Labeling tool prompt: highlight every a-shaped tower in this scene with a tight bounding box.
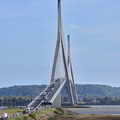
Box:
[50,0,78,107]
[27,0,78,109]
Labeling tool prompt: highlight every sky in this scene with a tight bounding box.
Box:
[0,0,120,88]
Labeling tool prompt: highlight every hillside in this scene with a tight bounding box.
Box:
[0,85,46,96]
[0,84,120,99]
[76,84,120,99]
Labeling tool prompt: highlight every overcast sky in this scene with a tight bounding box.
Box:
[0,0,120,88]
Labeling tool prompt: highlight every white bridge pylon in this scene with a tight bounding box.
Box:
[28,0,78,109]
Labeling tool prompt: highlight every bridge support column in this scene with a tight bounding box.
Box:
[52,92,61,108]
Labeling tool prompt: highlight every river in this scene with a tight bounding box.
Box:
[69,105,120,115]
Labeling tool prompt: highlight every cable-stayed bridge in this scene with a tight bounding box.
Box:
[27,0,78,110]
[0,0,79,119]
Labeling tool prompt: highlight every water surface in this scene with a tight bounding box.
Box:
[69,105,120,115]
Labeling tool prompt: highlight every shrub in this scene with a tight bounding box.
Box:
[54,110,62,115]
[29,113,36,120]
[23,116,28,120]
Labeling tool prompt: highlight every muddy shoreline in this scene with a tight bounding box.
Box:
[68,107,120,115]
[54,114,120,120]
[49,108,120,120]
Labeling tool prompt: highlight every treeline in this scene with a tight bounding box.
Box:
[81,96,120,104]
[0,84,120,102]
[0,96,35,107]
[1,96,120,107]
[76,84,120,99]
[0,85,46,96]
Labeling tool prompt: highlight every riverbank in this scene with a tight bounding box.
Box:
[68,106,120,115]
[1,107,120,120]
[50,108,120,120]
[53,114,120,120]
[0,108,23,117]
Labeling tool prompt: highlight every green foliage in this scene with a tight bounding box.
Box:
[54,110,62,115]
[82,96,120,104]
[99,96,120,104]
[10,115,29,120]
[0,108,23,117]
[35,108,56,115]
[83,97,96,103]
[0,96,35,107]
[10,108,57,120]
[76,84,120,99]
[0,85,46,96]
[22,116,28,120]
[1,84,120,104]
[29,113,36,120]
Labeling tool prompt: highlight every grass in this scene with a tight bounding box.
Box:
[10,108,58,120]
[35,108,56,115]
[54,110,62,115]
[0,108,23,115]
[79,102,86,104]
[0,108,62,120]
[4,108,23,114]
[29,113,36,120]
[10,115,29,120]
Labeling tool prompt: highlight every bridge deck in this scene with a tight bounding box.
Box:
[27,78,66,110]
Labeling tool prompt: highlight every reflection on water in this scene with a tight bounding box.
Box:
[90,105,120,109]
[74,110,120,115]
[71,105,120,115]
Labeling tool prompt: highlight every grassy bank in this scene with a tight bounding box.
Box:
[0,108,23,116]
[2,108,120,120]
[10,108,62,120]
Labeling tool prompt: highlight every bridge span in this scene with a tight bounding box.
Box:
[28,78,66,111]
